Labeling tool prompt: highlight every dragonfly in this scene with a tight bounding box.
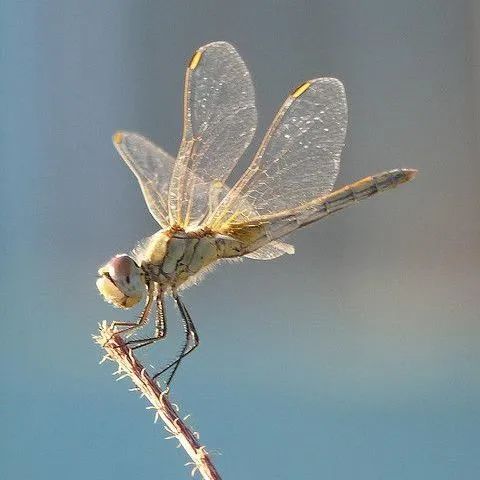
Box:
[97,41,416,386]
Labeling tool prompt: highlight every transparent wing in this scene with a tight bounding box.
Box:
[207,181,295,260]
[168,41,257,227]
[207,78,347,229]
[244,241,295,260]
[113,131,175,228]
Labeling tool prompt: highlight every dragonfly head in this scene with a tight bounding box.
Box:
[96,254,146,308]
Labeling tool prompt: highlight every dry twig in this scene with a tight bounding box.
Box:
[94,321,221,480]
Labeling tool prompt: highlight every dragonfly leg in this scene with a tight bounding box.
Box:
[127,293,167,350]
[152,291,199,386]
[111,283,154,338]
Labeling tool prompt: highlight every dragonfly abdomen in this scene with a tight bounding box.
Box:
[300,168,416,225]
[243,169,416,253]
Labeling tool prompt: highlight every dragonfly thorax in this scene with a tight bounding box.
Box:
[136,228,244,289]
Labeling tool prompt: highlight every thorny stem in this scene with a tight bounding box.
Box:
[94,321,222,480]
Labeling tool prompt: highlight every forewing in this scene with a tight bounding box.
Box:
[113,131,174,228]
[207,78,347,229]
[168,41,257,227]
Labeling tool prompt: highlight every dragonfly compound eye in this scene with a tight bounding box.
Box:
[96,254,145,308]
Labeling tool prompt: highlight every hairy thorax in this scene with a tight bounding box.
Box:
[137,227,246,288]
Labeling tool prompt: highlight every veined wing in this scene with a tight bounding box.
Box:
[207,78,347,230]
[113,132,229,229]
[113,131,175,228]
[244,241,295,260]
[112,134,295,259]
[168,41,257,228]
[224,169,417,254]
[204,180,295,260]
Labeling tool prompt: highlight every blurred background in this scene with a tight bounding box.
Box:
[1,1,479,478]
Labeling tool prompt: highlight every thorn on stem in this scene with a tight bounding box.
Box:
[99,354,111,364]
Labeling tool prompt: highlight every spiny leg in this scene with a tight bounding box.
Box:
[164,294,198,386]
[128,293,168,350]
[162,294,199,386]
[153,291,199,386]
[111,283,154,338]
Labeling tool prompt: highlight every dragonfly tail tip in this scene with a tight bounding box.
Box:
[400,168,418,183]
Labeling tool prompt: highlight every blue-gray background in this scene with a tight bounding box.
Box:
[1,1,479,479]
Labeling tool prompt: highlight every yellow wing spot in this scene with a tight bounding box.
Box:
[113,132,123,144]
[189,50,203,70]
[291,81,311,98]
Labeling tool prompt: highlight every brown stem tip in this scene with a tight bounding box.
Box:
[93,321,222,480]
